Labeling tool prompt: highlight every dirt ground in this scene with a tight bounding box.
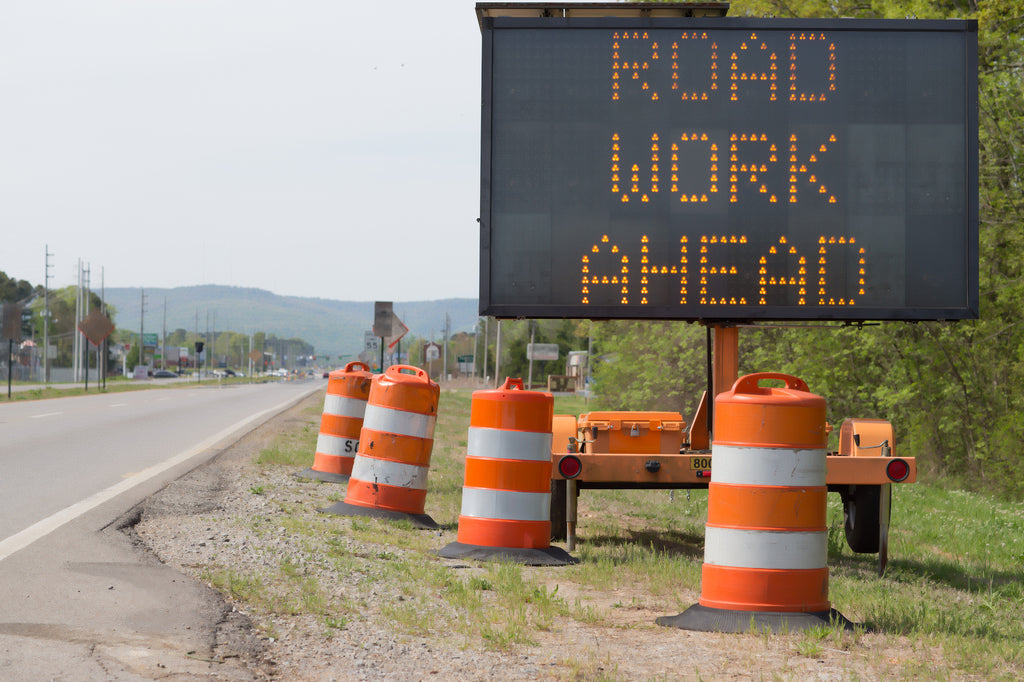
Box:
[129,393,928,681]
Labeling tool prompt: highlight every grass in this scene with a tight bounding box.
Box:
[201,385,1024,679]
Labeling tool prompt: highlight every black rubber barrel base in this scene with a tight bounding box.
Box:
[319,501,439,530]
[436,541,578,566]
[656,604,857,633]
[294,468,350,484]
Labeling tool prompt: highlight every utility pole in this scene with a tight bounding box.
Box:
[140,287,147,371]
[206,310,212,374]
[195,309,200,381]
[73,259,80,382]
[43,246,53,383]
[101,268,106,389]
[83,264,90,389]
[442,313,450,380]
[161,297,167,370]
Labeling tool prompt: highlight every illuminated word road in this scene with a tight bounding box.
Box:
[480,17,978,321]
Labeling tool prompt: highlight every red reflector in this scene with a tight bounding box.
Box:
[558,455,583,479]
[886,458,910,482]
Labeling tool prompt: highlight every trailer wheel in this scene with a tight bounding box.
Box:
[550,479,567,541]
[843,484,882,553]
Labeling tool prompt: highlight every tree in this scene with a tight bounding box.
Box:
[0,272,37,304]
[590,0,1024,498]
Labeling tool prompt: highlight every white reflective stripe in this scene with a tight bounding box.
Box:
[362,404,435,439]
[460,487,550,522]
[704,527,826,569]
[467,427,552,462]
[350,455,428,490]
[322,394,367,419]
[710,444,826,487]
[315,432,358,458]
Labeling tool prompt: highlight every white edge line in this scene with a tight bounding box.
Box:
[0,387,317,563]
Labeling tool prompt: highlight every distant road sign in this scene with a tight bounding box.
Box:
[1,303,23,342]
[373,301,393,338]
[364,331,380,352]
[527,343,559,361]
[77,309,115,345]
[386,313,409,350]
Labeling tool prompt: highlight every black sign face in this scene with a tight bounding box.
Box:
[479,17,978,320]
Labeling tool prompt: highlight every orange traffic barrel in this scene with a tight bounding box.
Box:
[322,365,440,529]
[438,378,575,565]
[296,361,372,483]
[658,372,853,633]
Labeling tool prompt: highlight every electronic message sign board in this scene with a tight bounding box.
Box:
[478,13,978,320]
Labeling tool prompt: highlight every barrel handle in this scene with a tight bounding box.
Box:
[385,364,429,382]
[732,372,809,394]
[501,377,525,391]
[343,361,371,373]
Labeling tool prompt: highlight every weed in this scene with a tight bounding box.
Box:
[193,387,1024,680]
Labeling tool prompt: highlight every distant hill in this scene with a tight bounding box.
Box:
[102,285,478,357]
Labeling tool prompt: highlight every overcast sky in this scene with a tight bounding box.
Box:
[1,0,483,301]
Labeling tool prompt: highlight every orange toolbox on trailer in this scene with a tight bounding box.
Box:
[577,411,686,455]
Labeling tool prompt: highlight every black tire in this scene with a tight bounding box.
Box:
[843,485,882,553]
[550,479,567,541]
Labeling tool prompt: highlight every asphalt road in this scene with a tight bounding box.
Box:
[0,379,324,680]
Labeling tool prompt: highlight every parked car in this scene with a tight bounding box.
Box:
[153,369,177,378]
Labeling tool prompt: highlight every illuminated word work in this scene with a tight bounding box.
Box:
[611,131,838,205]
[580,234,866,307]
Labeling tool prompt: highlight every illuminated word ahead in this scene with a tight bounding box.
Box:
[580,234,866,307]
